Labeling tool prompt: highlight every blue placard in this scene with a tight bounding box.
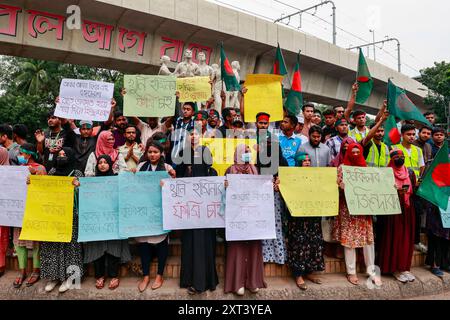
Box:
[78,176,120,242]
[440,197,450,229]
[119,171,169,238]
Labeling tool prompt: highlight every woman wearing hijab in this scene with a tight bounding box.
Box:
[83,154,131,290]
[176,128,219,295]
[84,130,127,177]
[40,147,84,293]
[224,144,267,296]
[135,142,175,292]
[12,143,46,288]
[332,143,382,286]
[285,152,325,290]
[0,148,10,279]
[376,149,416,283]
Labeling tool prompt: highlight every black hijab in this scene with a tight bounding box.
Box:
[95,154,115,176]
[53,147,76,176]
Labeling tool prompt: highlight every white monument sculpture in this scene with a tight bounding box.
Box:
[158,55,172,76]
[226,60,241,109]
[197,52,213,78]
[211,63,223,110]
[173,49,200,78]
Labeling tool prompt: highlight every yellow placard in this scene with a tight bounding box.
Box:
[279,167,339,217]
[200,138,258,176]
[20,176,75,243]
[176,76,211,102]
[244,74,284,122]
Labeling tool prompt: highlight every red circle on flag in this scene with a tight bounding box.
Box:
[432,163,450,187]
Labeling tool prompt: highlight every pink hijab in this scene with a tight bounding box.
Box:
[331,137,356,167]
[0,147,10,166]
[388,149,412,206]
[227,144,258,175]
[95,131,118,163]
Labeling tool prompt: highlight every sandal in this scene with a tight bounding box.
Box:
[296,277,308,291]
[187,286,198,295]
[13,273,27,289]
[346,274,359,286]
[151,275,164,290]
[108,278,120,290]
[26,271,40,287]
[138,277,150,293]
[371,275,383,287]
[306,274,323,285]
[95,277,105,290]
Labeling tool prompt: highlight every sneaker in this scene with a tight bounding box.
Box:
[403,271,416,282]
[431,267,444,278]
[393,272,408,283]
[249,288,259,294]
[415,243,428,254]
[236,287,245,296]
[58,279,72,293]
[44,280,59,292]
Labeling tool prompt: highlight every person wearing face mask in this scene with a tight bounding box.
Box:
[332,143,382,287]
[73,120,97,172]
[84,131,127,177]
[40,148,84,293]
[376,149,416,283]
[82,155,131,291]
[11,144,46,288]
[224,144,267,296]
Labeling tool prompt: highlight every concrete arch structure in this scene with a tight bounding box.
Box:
[0,0,429,114]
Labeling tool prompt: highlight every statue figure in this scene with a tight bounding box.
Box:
[211,63,223,110]
[158,55,172,75]
[197,52,213,78]
[226,60,241,109]
[173,49,200,78]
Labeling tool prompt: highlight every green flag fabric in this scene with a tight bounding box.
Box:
[355,48,373,104]
[387,79,432,126]
[383,115,401,147]
[417,141,450,210]
[284,53,303,116]
[220,44,240,92]
[271,44,288,76]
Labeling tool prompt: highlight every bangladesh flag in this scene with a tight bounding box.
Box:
[417,141,450,210]
[271,43,288,76]
[387,79,432,126]
[220,43,240,92]
[356,48,373,104]
[284,52,303,116]
[383,114,401,147]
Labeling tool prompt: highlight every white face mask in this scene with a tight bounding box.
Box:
[241,153,252,163]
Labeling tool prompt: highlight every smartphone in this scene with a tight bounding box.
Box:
[402,185,410,190]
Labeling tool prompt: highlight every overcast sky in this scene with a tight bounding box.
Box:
[208,0,450,78]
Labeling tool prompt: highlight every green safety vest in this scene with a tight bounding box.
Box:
[392,144,423,178]
[366,141,390,167]
[349,127,369,142]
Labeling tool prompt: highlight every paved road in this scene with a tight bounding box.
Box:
[408,291,450,300]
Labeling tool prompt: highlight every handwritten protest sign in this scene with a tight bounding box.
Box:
[162,176,225,230]
[20,176,74,242]
[244,74,284,122]
[225,174,276,241]
[279,167,338,217]
[119,172,169,238]
[55,79,114,121]
[0,166,29,227]
[440,197,450,228]
[176,76,211,102]
[124,75,177,117]
[78,176,120,242]
[200,138,257,176]
[342,165,401,216]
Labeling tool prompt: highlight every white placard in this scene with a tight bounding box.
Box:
[55,79,114,121]
[0,166,29,227]
[225,174,276,241]
[162,176,225,230]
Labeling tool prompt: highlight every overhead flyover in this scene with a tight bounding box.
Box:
[0,0,429,114]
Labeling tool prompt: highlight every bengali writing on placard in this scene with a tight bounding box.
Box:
[176,76,211,102]
[162,176,226,230]
[0,166,29,227]
[342,165,401,216]
[55,79,114,121]
[124,75,177,117]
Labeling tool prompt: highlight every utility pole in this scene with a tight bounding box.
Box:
[274,0,337,45]
[369,30,376,61]
[348,38,401,73]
